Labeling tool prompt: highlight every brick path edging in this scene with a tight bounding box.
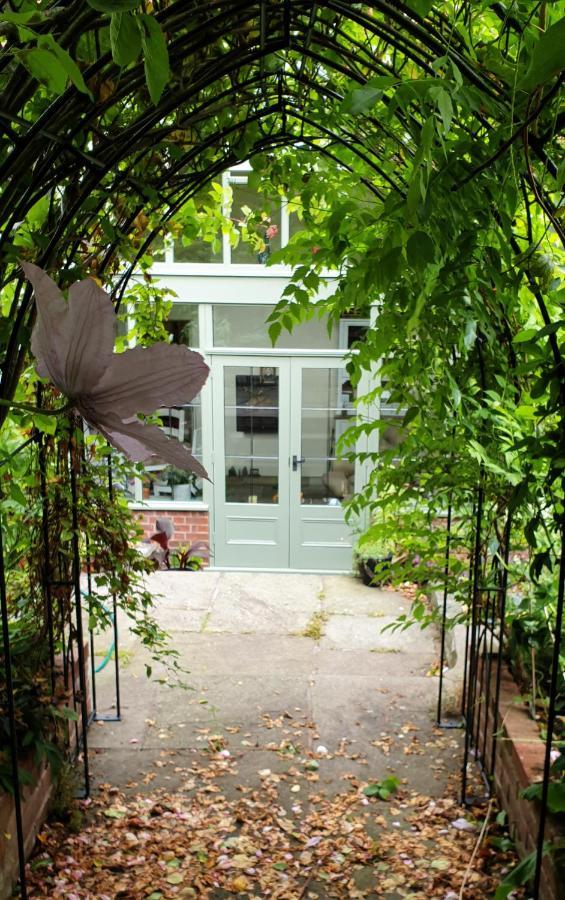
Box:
[478,660,565,900]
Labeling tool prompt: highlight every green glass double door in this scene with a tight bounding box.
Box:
[212,355,357,570]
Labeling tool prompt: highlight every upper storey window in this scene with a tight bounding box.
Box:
[169,165,299,266]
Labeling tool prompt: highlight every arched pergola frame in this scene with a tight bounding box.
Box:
[0,3,563,897]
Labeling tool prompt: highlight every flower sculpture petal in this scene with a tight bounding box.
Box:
[22,262,209,479]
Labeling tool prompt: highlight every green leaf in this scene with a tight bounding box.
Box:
[87,0,142,11]
[37,35,92,97]
[104,806,127,818]
[16,35,93,98]
[435,88,453,133]
[51,705,79,721]
[269,321,282,346]
[33,413,58,435]
[363,775,400,799]
[463,318,477,350]
[493,845,549,898]
[110,11,141,67]
[533,319,565,341]
[273,862,287,871]
[341,76,397,114]
[557,158,565,192]
[15,48,68,95]
[520,17,565,90]
[402,406,420,426]
[406,231,435,270]
[513,328,537,343]
[8,482,27,506]
[138,14,169,105]
[404,0,433,15]
[522,781,565,813]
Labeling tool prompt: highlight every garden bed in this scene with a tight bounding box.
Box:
[477,658,565,900]
[0,644,90,900]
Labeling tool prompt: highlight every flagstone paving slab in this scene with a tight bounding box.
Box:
[88,571,446,795]
[30,572,520,900]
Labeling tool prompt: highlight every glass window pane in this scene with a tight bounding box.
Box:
[173,237,222,263]
[229,178,281,265]
[300,369,355,506]
[301,409,335,459]
[213,305,339,350]
[224,366,279,504]
[301,368,355,410]
[343,322,368,349]
[225,457,278,504]
[144,405,203,501]
[301,460,354,505]
[166,302,199,347]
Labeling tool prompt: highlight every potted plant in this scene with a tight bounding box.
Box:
[173,541,210,571]
[167,467,197,501]
[354,537,395,587]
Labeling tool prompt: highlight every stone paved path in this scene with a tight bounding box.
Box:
[28,572,521,900]
[88,572,462,798]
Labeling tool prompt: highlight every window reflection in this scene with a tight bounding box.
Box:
[144,403,203,502]
[380,416,405,458]
[166,302,199,347]
[224,366,279,504]
[229,177,281,265]
[300,369,356,505]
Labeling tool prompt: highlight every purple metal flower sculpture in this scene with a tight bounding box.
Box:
[22,262,209,478]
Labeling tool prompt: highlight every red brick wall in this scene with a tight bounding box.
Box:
[136,510,210,549]
[476,659,564,900]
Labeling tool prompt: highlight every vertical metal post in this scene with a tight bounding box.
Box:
[37,428,56,696]
[461,478,484,804]
[481,583,497,776]
[532,521,565,897]
[68,423,90,797]
[85,533,98,720]
[108,457,121,720]
[0,507,28,899]
[460,493,477,721]
[491,511,512,779]
[436,495,453,726]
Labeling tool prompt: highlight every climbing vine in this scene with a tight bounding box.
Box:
[0,1,563,860]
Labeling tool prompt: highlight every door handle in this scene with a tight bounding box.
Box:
[292,455,305,471]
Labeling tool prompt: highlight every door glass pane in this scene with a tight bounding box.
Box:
[225,457,279,504]
[301,367,356,410]
[380,415,405,460]
[224,366,279,504]
[300,369,356,506]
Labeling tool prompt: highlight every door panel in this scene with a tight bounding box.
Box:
[289,360,354,570]
[212,356,354,570]
[213,358,290,568]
